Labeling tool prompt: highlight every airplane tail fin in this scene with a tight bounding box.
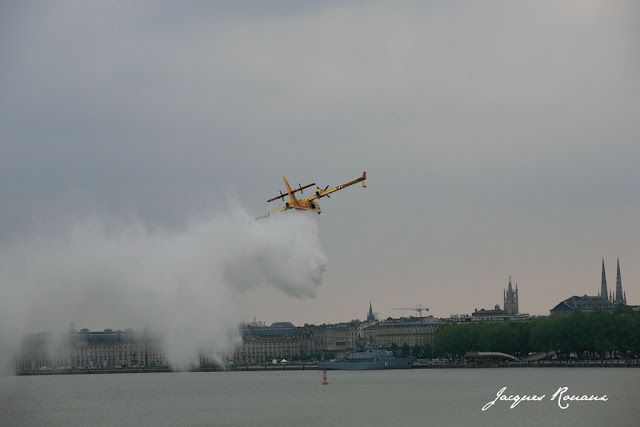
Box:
[283,177,299,206]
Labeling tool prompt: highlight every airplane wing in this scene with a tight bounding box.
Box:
[254,205,289,220]
[308,171,367,201]
[267,182,316,203]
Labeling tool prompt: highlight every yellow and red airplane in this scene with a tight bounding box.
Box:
[255,171,367,219]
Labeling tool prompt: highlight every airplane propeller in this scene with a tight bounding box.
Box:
[317,185,330,198]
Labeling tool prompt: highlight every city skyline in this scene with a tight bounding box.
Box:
[239,257,635,326]
[18,259,634,332]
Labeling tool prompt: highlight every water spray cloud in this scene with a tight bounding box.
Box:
[0,209,327,370]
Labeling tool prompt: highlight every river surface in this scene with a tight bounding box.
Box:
[1,368,637,426]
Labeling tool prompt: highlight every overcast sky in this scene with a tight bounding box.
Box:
[1,1,639,328]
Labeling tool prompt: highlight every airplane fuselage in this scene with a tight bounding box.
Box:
[284,177,321,213]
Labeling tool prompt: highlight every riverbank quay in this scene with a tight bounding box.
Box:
[205,363,318,372]
[14,363,319,375]
[412,359,640,368]
[16,366,172,375]
[14,359,640,375]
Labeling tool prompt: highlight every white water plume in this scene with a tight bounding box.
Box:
[0,209,327,371]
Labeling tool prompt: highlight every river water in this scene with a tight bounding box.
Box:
[1,368,637,426]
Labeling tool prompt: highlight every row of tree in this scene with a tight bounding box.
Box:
[432,306,640,360]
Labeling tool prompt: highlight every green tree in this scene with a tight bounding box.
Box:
[390,342,400,357]
[422,343,434,359]
[412,344,422,357]
[401,343,411,357]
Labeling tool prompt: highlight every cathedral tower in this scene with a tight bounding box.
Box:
[600,258,608,299]
[504,275,519,315]
[614,258,626,304]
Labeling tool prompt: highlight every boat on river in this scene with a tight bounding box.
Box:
[318,337,414,370]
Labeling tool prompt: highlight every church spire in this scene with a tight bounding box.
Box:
[367,301,375,322]
[615,258,625,304]
[600,258,608,299]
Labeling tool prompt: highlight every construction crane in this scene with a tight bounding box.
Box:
[393,304,429,317]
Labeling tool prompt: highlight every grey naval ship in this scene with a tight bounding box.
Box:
[318,337,414,370]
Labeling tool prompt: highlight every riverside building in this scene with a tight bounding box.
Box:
[363,316,441,348]
[232,322,314,365]
[15,329,165,371]
[15,304,443,371]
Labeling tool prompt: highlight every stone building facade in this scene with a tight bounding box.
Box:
[15,329,165,371]
[363,317,441,348]
[232,322,314,364]
[309,320,372,355]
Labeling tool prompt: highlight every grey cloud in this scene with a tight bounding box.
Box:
[0,1,638,329]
